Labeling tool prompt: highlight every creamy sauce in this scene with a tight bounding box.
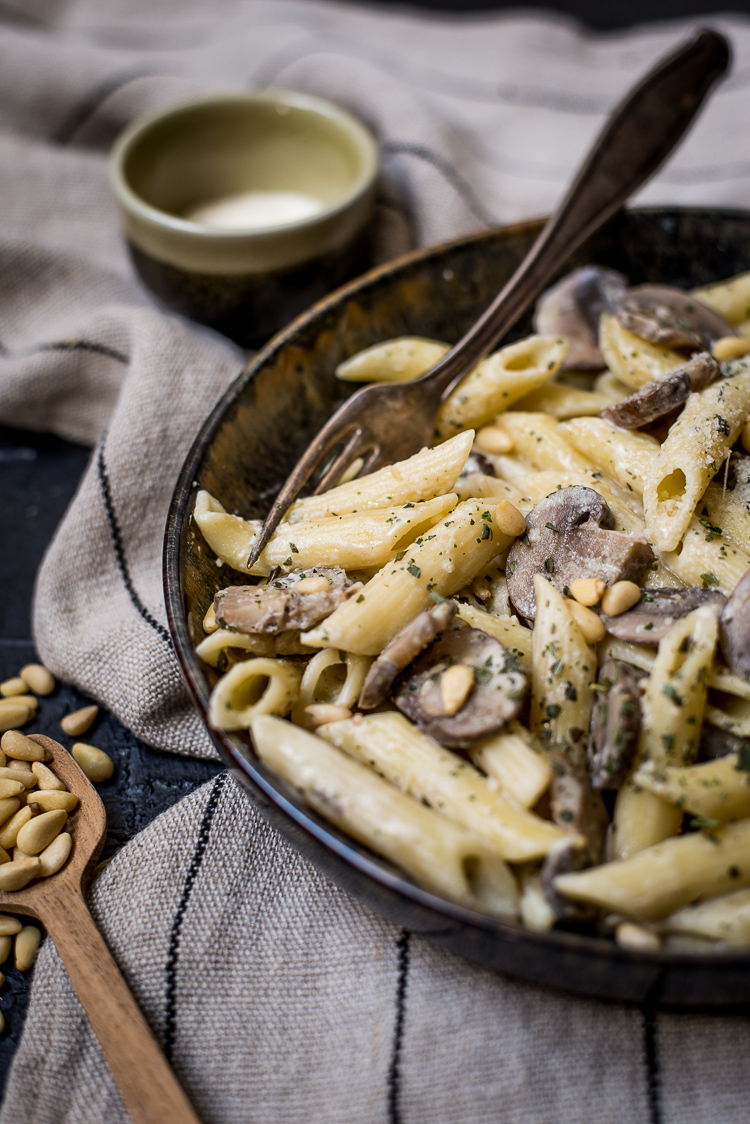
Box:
[184,189,325,230]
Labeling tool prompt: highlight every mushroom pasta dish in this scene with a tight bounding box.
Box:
[193,265,750,952]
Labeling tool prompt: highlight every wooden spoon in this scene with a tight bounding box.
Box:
[0,734,201,1124]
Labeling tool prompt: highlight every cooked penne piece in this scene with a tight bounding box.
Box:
[659,516,750,595]
[285,430,473,523]
[335,337,449,383]
[469,721,552,808]
[598,313,684,389]
[194,489,456,575]
[319,712,567,861]
[453,472,531,508]
[643,371,750,551]
[634,753,750,822]
[494,412,592,475]
[196,627,309,666]
[693,271,750,325]
[705,691,750,738]
[661,888,750,947]
[302,499,522,655]
[511,382,611,419]
[699,481,750,553]
[530,577,596,756]
[555,818,750,920]
[453,601,531,669]
[291,648,371,726]
[208,658,302,730]
[514,469,644,534]
[250,715,519,918]
[436,336,568,437]
[559,418,658,497]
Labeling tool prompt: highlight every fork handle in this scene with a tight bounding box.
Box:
[38,885,202,1124]
[422,27,730,401]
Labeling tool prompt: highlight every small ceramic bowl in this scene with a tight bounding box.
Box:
[110,90,379,345]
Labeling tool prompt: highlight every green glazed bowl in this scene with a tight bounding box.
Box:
[110,90,379,345]
[165,207,750,1008]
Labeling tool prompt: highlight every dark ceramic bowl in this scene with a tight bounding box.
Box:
[165,207,750,1009]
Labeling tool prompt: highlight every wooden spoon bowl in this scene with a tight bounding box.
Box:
[0,734,201,1124]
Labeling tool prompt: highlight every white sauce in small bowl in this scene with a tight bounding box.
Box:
[184,190,325,230]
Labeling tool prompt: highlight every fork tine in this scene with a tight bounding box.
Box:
[313,428,370,495]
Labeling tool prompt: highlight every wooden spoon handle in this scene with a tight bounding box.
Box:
[39,886,201,1124]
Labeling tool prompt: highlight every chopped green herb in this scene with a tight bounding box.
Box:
[407,562,421,579]
[544,557,555,574]
[701,572,720,588]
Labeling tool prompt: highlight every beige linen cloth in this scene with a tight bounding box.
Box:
[2,2,750,1121]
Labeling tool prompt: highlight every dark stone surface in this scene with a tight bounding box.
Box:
[0,425,220,1099]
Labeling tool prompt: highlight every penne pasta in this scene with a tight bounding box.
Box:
[291,648,371,726]
[634,752,750,823]
[598,313,684,389]
[468,721,552,808]
[659,516,750,595]
[559,417,658,497]
[693,270,750,325]
[208,658,301,730]
[511,382,611,419]
[661,888,750,947]
[335,336,449,383]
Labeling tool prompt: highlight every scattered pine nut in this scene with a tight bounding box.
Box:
[60,705,98,738]
[30,762,66,791]
[16,810,67,856]
[569,577,606,607]
[0,732,48,763]
[711,336,750,361]
[494,500,527,540]
[71,743,114,783]
[0,780,24,800]
[0,917,21,937]
[0,678,28,699]
[27,791,78,814]
[0,937,10,965]
[0,800,20,829]
[0,848,9,866]
[615,921,662,952]
[5,760,32,774]
[19,665,55,697]
[0,705,33,733]
[14,926,41,971]
[0,857,41,891]
[304,704,353,727]
[439,664,475,716]
[601,580,641,617]
[0,808,33,850]
[38,833,72,878]
[295,576,330,594]
[475,426,514,455]
[565,599,606,645]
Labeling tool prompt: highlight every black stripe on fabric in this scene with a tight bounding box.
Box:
[97,441,173,649]
[51,67,168,145]
[382,141,495,227]
[641,974,665,1124]
[164,772,228,1062]
[39,340,129,364]
[388,929,411,1124]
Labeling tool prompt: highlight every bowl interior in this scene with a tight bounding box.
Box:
[166,207,750,1007]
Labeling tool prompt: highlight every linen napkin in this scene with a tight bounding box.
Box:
[2,2,750,1121]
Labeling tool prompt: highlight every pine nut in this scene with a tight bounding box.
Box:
[0,808,32,850]
[615,921,662,951]
[0,732,48,763]
[295,576,331,594]
[19,665,55,696]
[0,937,10,964]
[439,664,475,716]
[0,781,24,800]
[0,678,28,698]
[0,705,32,733]
[565,598,606,645]
[0,767,35,787]
[15,926,41,971]
[569,577,606,607]
[494,500,527,540]
[6,760,32,773]
[475,426,514,455]
[742,417,750,455]
[0,799,20,828]
[712,336,750,361]
[38,832,72,878]
[203,603,219,634]
[72,743,114,783]
[60,705,98,738]
[304,704,353,727]
[16,810,67,856]
[30,762,66,791]
[0,848,9,866]
[27,791,78,814]
[601,580,642,617]
[0,917,20,937]
[0,857,41,891]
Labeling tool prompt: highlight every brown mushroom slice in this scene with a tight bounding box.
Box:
[719,569,750,680]
[460,450,496,479]
[601,587,727,646]
[214,567,357,634]
[616,285,733,349]
[505,486,654,620]
[600,352,720,430]
[394,628,527,749]
[587,660,642,790]
[541,837,595,922]
[699,724,749,762]
[359,599,458,710]
[547,749,608,864]
[534,266,628,370]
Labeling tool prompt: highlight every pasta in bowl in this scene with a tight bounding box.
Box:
[165,208,750,1005]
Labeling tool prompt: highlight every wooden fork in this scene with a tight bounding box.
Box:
[246,27,730,571]
[0,735,201,1124]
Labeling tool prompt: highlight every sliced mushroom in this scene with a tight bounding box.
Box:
[601,587,727,645]
[505,486,654,620]
[587,660,642,789]
[394,628,527,749]
[534,266,628,371]
[719,569,750,679]
[359,599,458,710]
[699,724,750,762]
[616,285,733,349]
[600,351,720,430]
[548,749,608,863]
[541,837,595,922]
[214,567,358,634]
[460,450,496,479]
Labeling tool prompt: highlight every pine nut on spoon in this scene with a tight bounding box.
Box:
[0,734,201,1124]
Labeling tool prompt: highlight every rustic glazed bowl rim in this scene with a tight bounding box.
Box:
[164,207,750,1001]
[110,88,379,239]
